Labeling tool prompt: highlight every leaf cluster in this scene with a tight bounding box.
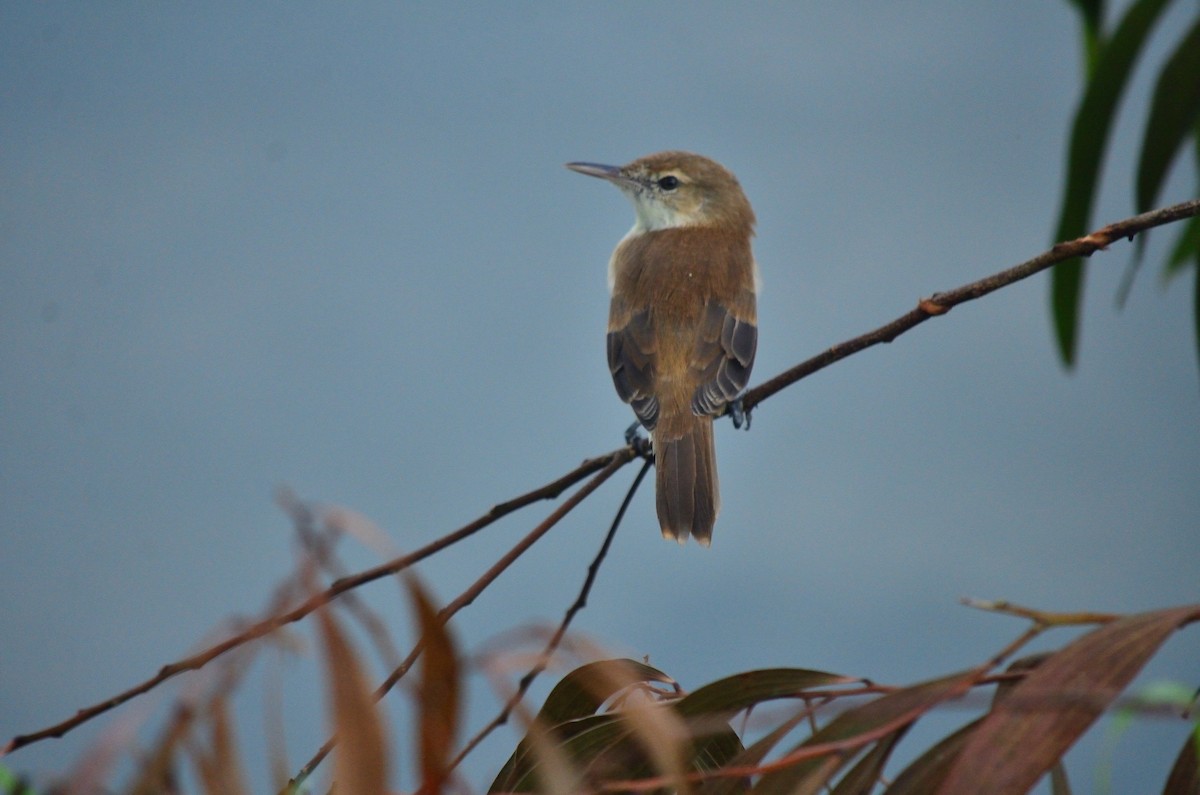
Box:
[491,606,1200,794]
[1053,0,1200,367]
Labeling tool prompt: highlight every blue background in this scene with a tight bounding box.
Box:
[3,4,1198,792]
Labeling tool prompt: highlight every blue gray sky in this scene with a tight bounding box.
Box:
[3,4,1198,792]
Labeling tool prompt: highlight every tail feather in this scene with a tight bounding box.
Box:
[654,418,719,545]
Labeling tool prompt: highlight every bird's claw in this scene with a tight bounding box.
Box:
[729,398,751,431]
[625,421,652,458]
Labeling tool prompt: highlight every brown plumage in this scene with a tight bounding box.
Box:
[568,152,758,545]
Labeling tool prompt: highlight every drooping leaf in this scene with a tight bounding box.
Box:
[1099,679,1200,788]
[129,700,200,795]
[495,665,851,793]
[499,706,696,794]
[1162,725,1200,795]
[537,658,675,725]
[1051,0,1172,364]
[1050,761,1074,795]
[678,669,860,791]
[408,576,460,795]
[1064,0,1106,70]
[1160,123,1200,375]
[491,713,622,793]
[689,721,746,777]
[490,660,674,793]
[317,604,389,795]
[752,671,977,795]
[939,604,1200,794]
[886,718,982,794]
[192,696,250,795]
[828,727,906,795]
[498,710,588,794]
[1135,18,1200,216]
[1194,259,1200,378]
[676,668,862,720]
[700,706,815,795]
[613,689,695,792]
[676,668,861,789]
[1165,216,1200,281]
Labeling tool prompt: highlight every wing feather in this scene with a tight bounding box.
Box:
[690,294,757,417]
[607,308,660,429]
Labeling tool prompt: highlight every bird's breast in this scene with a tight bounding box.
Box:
[610,226,755,320]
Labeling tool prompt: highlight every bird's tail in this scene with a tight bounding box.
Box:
[654,417,720,546]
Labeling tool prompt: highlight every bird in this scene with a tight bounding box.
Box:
[566,151,758,546]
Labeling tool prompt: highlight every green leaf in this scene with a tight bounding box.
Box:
[0,763,36,795]
[538,658,674,725]
[494,666,863,794]
[490,713,621,793]
[1132,17,1200,282]
[1136,17,1200,215]
[688,722,745,775]
[1100,679,1200,788]
[1193,262,1200,380]
[676,668,861,719]
[490,659,673,792]
[1164,122,1200,286]
[1051,0,1172,365]
[1065,0,1106,71]
[1164,216,1200,281]
[700,708,814,795]
[676,669,858,792]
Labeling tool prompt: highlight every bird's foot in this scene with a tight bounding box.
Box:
[625,421,653,458]
[729,398,752,431]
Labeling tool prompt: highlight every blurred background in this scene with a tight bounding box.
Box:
[2,3,1197,791]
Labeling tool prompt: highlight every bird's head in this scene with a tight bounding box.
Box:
[567,151,755,234]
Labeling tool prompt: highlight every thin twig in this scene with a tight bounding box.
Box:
[285,451,635,791]
[738,197,1200,415]
[4,447,633,756]
[599,681,973,793]
[449,458,655,771]
[280,489,404,670]
[960,597,1121,627]
[596,604,1083,793]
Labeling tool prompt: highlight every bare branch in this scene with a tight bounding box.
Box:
[6,198,1198,758]
[285,450,635,790]
[449,458,655,770]
[739,197,1200,414]
[961,597,1121,627]
[4,447,635,755]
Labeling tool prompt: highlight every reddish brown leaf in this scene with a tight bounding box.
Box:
[1049,761,1073,795]
[754,671,977,795]
[886,718,982,793]
[829,727,906,794]
[408,576,460,795]
[939,604,1200,795]
[192,696,249,795]
[318,604,389,795]
[1162,728,1200,795]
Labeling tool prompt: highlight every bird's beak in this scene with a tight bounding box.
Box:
[565,161,626,184]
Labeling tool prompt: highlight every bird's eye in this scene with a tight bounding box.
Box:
[657,176,680,191]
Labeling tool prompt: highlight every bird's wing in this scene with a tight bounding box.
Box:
[607,302,660,430]
[689,291,757,417]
